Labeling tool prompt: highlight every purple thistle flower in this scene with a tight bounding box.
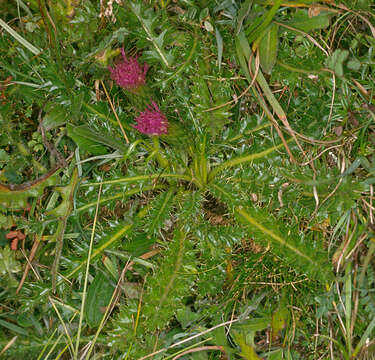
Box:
[108,48,149,91]
[133,102,168,135]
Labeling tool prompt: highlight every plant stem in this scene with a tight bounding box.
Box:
[153,136,170,169]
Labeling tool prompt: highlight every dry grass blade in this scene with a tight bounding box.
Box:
[171,346,226,360]
[49,297,75,356]
[333,3,375,38]
[275,21,329,56]
[138,318,247,360]
[83,259,133,360]
[16,233,41,293]
[0,336,17,358]
[101,80,129,144]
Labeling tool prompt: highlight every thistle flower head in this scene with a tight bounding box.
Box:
[108,48,148,91]
[133,102,168,135]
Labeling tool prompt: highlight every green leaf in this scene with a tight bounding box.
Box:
[42,104,68,131]
[111,228,196,354]
[215,27,223,71]
[64,222,133,280]
[0,18,40,55]
[48,169,80,292]
[71,91,84,121]
[246,0,282,44]
[0,168,59,210]
[347,58,361,71]
[129,1,174,67]
[283,9,331,33]
[76,184,166,213]
[147,187,175,235]
[0,149,10,162]
[233,332,262,360]
[232,317,271,333]
[236,0,253,35]
[325,49,349,77]
[271,304,288,341]
[47,169,79,218]
[0,245,21,287]
[189,59,232,136]
[67,124,127,155]
[259,23,279,74]
[176,306,200,329]
[67,124,107,155]
[236,32,252,82]
[208,141,286,180]
[0,319,28,336]
[85,272,115,328]
[235,206,332,281]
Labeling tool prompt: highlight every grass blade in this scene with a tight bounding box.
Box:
[0,18,40,55]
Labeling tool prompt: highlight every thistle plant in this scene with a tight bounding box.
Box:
[93,30,334,357]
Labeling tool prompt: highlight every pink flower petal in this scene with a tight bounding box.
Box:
[134,102,168,135]
[108,48,148,90]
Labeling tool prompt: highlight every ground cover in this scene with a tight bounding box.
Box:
[1,0,375,359]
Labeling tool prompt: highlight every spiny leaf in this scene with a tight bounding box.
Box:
[156,30,198,86]
[129,1,174,68]
[110,228,196,355]
[208,180,243,209]
[208,140,287,180]
[190,59,232,136]
[146,187,176,235]
[76,184,166,213]
[0,168,59,210]
[177,191,203,231]
[235,206,333,281]
[63,222,133,281]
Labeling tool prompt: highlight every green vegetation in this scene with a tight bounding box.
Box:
[1,0,375,359]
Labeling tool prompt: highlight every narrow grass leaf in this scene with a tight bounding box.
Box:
[235,0,253,35]
[0,319,28,336]
[215,27,223,71]
[246,0,282,44]
[0,18,40,55]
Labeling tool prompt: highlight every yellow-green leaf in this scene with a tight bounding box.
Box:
[259,23,279,74]
[234,332,262,360]
[0,168,59,210]
[271,305,288,341]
